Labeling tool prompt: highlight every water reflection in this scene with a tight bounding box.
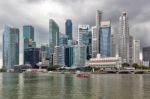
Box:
[0,73,150,99]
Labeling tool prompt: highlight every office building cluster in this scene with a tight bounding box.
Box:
[2,10,142,71]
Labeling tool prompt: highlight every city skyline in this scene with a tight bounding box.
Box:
[0,0,149,68]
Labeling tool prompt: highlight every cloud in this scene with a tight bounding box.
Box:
[0,0,150,67]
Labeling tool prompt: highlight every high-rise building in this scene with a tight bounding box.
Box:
[59,33,68,45]
[49,19,59,64]
[23,25,34,49]
[117,12,130,63]
[92,10,112,58]
[111,34,116,57]
[40,44,49,64]
[65,46,73,67]
[53,46,65,66]
[133,40,140,64]
[129,36,133,64]
[3,26,19,71]
[24,48,40,68]
[32,41,36,48]
[65,19,72,40]
[100,21,111,57]
[78,25,90,45]
[143,47,150,66]
[92,10,102,58]
[78,25,92,59]
[73,45,87,67]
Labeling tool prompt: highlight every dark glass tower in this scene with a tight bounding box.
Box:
[65,19,72,40]
[65,46,73,67]
[24,48,40,68]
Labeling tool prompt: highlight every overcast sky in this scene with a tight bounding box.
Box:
[0,0,150,67]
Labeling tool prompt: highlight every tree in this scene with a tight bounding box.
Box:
[122,63,130,67]
[47,64,60,71]
[132,63,139,69]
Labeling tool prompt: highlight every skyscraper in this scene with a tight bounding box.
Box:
[92,10,102,57]
[24,48,40,68]
[143,47,150,66]
[78,25,90,45]
[59,33,68,45]
[65,19,72,40]
[40,44,49,64]
[92,10,111,58]
[3,26,19,71]
[100,21,111,57]
[49,19,59,64]
[73,45,87,67]
[53,46,65,66]
[129,36,133,64]
[65,46,73,67]
[78,25,92,59]
[111,34,116,57]
[117,12,130,63]
[133,40,140,64]
[23,25,34,49]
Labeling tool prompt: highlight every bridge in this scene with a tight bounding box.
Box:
[104,69,150,74]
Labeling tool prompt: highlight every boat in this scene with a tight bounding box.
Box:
[76,73,90,78]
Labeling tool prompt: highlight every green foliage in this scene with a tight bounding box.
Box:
[47,64,60,71]
[132,64,150,70]
[132,63,139,69]
[0,69,5,72]
[122,63,130,67]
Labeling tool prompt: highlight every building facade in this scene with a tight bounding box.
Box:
[129,36,133,64]
[59,33,68,45]
[49,19,59,64]
[133,40,140,64]
[73,45,87,67]
[92,10,102,58]
[23,25,34,49]
[87,54,122,69]
[100,21,111,57]
[3,26,19,71]
[111,34,116,57]
[65,19,72,40]
[78,25,90,45]
[65,46,74,67]
[40,44,49,65]
[24,48,40,68]
[117,12,130,63]
[143,47,150,66]
[53,46,65,66]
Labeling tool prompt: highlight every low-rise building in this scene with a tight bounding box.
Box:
[87,54,122,69]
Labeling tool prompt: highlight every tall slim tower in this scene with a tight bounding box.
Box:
[92,10,102,57]
[100,21,111,57]
[3,26,19,71]
[78,24,90,45]
[133,40,140,64]
[65,19,72,40]
[49,19,59,64]
[23,25,34,49]
[118,12,130,63]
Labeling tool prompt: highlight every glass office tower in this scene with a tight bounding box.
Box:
[49,19,59,64]
[24,48,40,68]
[23,25,34,49]
[100,21,111,57]
[3,26,19,71]
[65,19,72,40]
[73,45,86,67]
[65,46,73,67]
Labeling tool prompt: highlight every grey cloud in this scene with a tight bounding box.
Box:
[0,0,150,67]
